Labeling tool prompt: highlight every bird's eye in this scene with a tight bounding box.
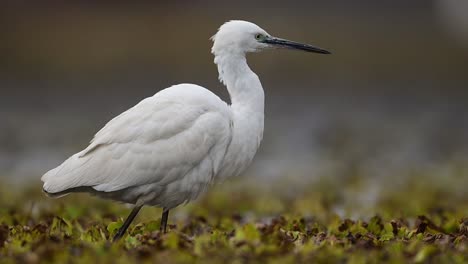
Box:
[255,34,263,40]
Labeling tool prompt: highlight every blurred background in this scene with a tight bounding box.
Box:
[1,1,467,210]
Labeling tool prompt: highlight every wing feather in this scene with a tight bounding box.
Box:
[42,84,233,194]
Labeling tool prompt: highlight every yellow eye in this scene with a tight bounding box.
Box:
[255,34,263,40]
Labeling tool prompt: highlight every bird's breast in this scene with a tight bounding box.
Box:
[218,109,264,179]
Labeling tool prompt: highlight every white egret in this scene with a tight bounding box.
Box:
[41,20,330,241]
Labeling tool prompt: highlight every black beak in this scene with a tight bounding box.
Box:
[263,37,331,54]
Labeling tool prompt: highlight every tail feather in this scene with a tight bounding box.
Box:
[41,151,94,196]
[42,185,95,198]
[42,186,70,198]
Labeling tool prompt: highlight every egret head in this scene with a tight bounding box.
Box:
[211,20,331,56]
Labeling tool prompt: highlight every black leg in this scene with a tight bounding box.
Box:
[160,208,169,233]
[113,205,143,242]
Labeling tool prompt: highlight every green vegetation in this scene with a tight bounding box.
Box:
[0,177,466,263]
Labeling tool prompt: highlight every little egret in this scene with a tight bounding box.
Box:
[41,20,330,241]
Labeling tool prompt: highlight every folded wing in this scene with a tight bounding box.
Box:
[42,84,233,195]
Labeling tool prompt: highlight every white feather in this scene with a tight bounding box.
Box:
[42,84,236,207]
[41,20,280,209]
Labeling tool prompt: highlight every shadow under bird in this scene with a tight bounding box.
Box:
[41,20,330,241]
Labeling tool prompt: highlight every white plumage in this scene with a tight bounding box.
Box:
[43,84,235,208]
[41,20,330,240]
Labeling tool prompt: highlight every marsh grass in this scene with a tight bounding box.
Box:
[0,176,466,263]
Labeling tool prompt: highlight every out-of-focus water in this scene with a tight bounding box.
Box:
[2,84,467,189]
[1,0,468,193]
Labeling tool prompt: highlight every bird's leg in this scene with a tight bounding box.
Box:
[160,208,169,233]
[113,205,143,242]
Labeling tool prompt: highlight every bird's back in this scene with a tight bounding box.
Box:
[42,84,233,208]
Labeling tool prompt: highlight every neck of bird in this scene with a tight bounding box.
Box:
[214,52,265,114]
[213,51,265,177]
